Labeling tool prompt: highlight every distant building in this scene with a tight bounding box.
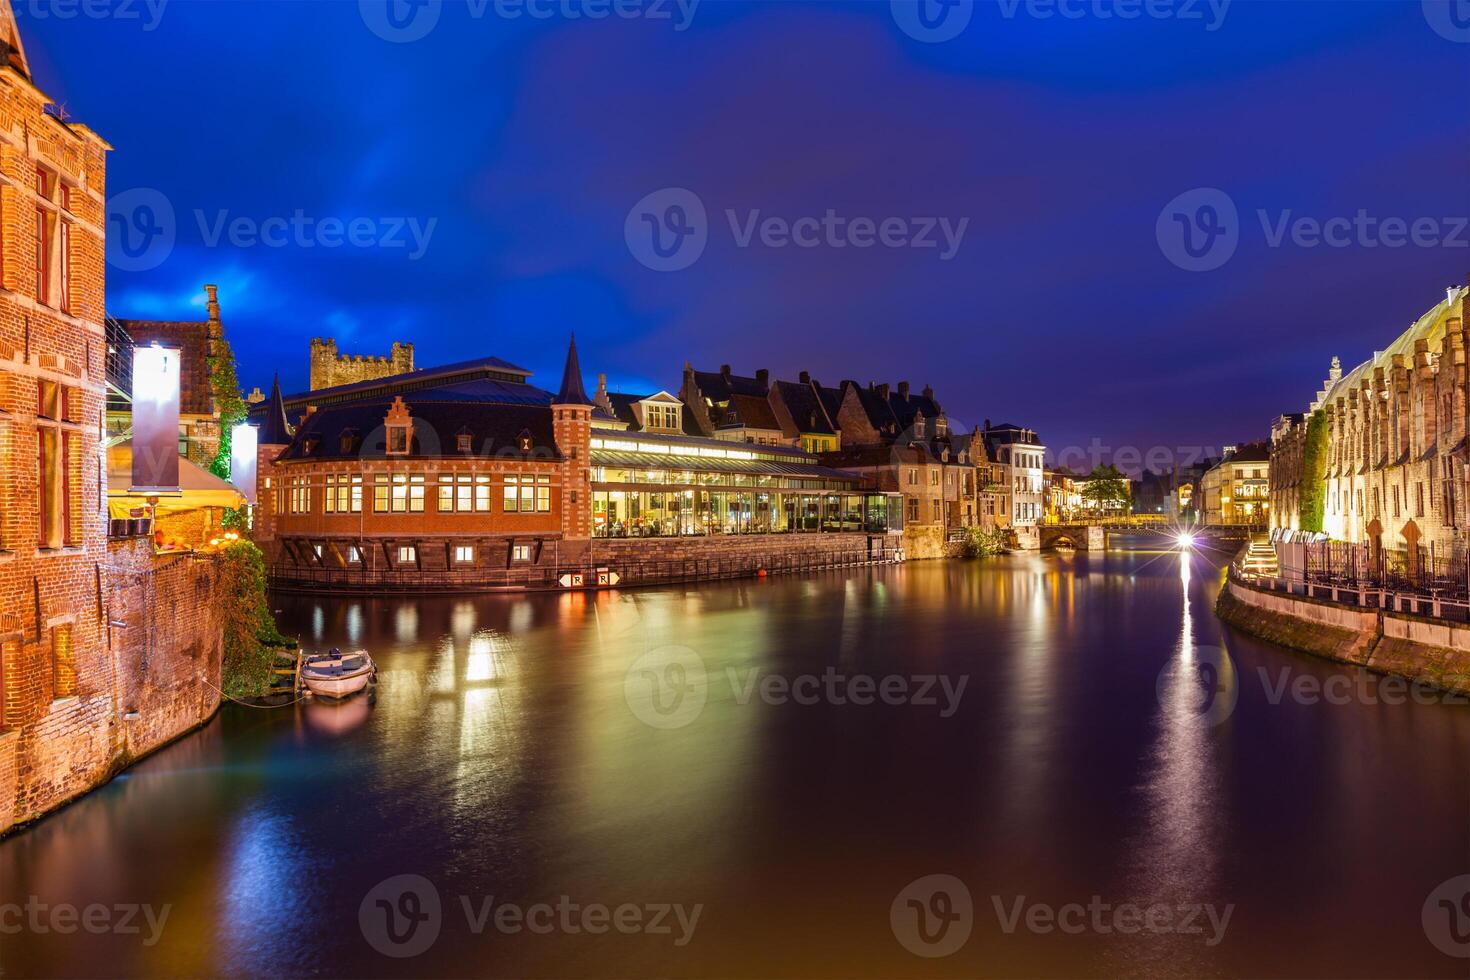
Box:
[1043,468,1082,523]
[1199,443,1270,525]
[984,422,1046,545]
[309,336,413,392]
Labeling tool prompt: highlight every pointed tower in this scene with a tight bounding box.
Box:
[552,336,594,543]
[254,375,295,543]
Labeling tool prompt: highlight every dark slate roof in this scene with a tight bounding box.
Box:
[395,378,552,406]
[257,375,294,445]
[693,369,767,401]
[1225,441,1270,464]
[118,319,212,415]
[276,400,560,462]
[887,391,942,432]
[814,384,844,425]
[278,355,532,410]
[774,380,836,435]
[850,385,899,434]
[554,336,591,405]
[983,424,1043,455]
[604,393,648,428]
[718,392,781,432]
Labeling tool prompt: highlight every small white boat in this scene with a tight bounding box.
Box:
[301,648,375,700]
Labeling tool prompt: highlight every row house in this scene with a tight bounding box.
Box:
[983,422,1046,547]
[1270,282,1468,558]
[1199,442,1270,525]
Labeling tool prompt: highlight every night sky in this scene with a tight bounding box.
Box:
[18,0,1470,472]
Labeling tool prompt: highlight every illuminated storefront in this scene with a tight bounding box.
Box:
[588,433,897,538]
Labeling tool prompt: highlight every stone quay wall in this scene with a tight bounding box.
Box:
[1216,576,1470,696]
[271,531,901,594]
[0,540,224,837]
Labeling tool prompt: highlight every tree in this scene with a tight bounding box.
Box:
[1080,464,1131,515]
[1298,410,1329,532]
[207,336,248,480]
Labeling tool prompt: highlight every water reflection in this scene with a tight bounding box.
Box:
[0,549,1464,979]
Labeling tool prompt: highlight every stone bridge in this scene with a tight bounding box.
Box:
[1039,524,1106,550]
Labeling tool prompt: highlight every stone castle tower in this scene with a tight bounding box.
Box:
[309,337,413,391]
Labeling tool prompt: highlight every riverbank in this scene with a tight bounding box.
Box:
[1216,576,1470,696]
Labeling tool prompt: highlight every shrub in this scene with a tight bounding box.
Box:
[959,526,1009,559]
[216,539,289,699]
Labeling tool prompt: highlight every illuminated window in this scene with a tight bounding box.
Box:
[34,168,51,306]
[347,546,361,564]
[58,184,71,313]
[396,545,416,565]
[453,545,475,564]
[512,543,532,562]
[36,381,76,548]
[51,624,75,698]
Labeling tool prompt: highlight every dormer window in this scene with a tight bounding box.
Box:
[384,396,412,456]
[518,429,534,453]
[339,429,358,454]
[457,432,473,454]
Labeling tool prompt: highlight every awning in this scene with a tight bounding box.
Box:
[106,441,246,518]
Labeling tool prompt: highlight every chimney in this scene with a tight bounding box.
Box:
[897,381,910,400]
[875,383,890,400]
[720,364,732,377]
[922,383,934,401]
[205,283,220,322]
[755,368,769,388]
[799,370,810,384]
[984,418,992,431]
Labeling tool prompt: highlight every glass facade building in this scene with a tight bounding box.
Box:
[588,433,898,538]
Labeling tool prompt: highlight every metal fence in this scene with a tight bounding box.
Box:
[1302,540,1468,601]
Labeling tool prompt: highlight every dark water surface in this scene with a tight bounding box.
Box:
[1,537,1466,978]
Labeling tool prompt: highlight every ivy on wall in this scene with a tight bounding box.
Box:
[1298,410,1329,532]
[207,337,248,480]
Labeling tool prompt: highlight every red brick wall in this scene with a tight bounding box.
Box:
[0,32,225,836]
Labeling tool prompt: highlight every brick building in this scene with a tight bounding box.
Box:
[112,283,233,468]
[1270,282,1469,557]
[255,339,902,590]
[309,336,413,392]
[0,4,225,835]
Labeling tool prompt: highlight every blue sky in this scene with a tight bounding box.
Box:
[19,0,1470,468]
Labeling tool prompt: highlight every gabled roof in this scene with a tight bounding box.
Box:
[773,380,836,435]
[1320,285,1468,407]
[692,369,767,401]
[718,393,781,432]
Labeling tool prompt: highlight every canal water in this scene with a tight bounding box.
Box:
[1,536,1466,978]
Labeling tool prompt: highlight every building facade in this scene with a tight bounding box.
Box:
[1199,442,1270,525]
[984,422,1045,546]
[1269,283,1468,557]
[256,340,903,589]
[0,4,224,834]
